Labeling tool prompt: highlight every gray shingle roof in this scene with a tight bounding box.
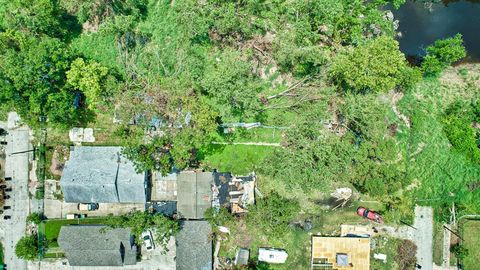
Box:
[60,147,146,203]
[58,225,137,266]
[177,172,213,219]
[176,221,212,270]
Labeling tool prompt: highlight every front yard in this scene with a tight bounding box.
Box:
[39,217,110,248]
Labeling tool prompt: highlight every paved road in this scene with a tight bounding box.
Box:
[414,206,433,270]
[0,125,31,270]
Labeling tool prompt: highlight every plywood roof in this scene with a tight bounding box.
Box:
[311,236,370,270]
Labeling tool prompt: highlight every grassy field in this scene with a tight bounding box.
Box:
[398,73,480,220]
[40,218,110,247]
[462,220,480,270]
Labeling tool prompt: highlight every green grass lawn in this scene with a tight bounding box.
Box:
[462,220,480,270]
[40,218,110,248]
[201,144,275,175]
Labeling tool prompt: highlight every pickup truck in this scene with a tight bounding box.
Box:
[78,203,99,211]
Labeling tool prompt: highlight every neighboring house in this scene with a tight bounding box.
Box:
[212,171,256,214]
[311,236,370,270]
[60,147,147,203]
[176,171,213,219]
[176,220,213,270]
[58,225,137,267]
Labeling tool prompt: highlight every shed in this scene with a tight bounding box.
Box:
[235,248,250,266]
[258,248,288,264]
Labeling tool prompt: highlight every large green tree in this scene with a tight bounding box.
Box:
[329,36,416,93]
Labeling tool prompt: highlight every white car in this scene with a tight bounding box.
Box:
[141,230,155,251]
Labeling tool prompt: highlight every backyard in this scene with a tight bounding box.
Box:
[461,219,480,270]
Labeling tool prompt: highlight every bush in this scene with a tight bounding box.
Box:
[15,235,39,261]
[442,114,480,164]
[421,34,466,77]
[396,240,417,270]
[27,212,43,225]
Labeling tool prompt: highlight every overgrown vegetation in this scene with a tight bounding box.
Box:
[15,235,39,261]
[2,0,479,268]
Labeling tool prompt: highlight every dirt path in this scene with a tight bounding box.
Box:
[392,92,411,128]
[211,141,282,147]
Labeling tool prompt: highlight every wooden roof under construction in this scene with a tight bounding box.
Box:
[311,236,370,270]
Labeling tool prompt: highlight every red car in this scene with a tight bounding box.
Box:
[357,207,384,223]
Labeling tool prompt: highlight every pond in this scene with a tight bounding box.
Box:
[393,0,480,61]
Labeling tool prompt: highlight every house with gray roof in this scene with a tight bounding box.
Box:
[176,171,213,219]
[176,220,212,270]
[60,146,147,203]
[58,225,137,267]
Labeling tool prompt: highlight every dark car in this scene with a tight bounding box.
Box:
[3,206,11,210]
[0,184,6,189]
[5,187,12,192]
[3,215,11,220]
[5,177,12,181]
[4,195,10,199]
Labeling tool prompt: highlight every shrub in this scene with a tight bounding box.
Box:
[421,34,466,77]
[15,235,39,261]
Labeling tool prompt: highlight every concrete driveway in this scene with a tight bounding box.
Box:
[0,118,31,270]
[44,199,145,219]
[413,206,433,270]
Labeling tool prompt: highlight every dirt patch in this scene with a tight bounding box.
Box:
[49,145,69,176]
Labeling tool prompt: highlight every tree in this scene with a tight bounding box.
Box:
[66,58,110,108]
[201,49,264,119]
[105,211,179,253]
[26,212,43,225]
[329,36,412,93]
[246,193,300,236]
[15,235,39,261]
[0,31,73,126]
[421,34,466,77]
[0,0,65,37]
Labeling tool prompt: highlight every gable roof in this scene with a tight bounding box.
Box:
[58,225,137,266]
[176,221,212,270]
[177,171,213,219]
[60,147,146,203]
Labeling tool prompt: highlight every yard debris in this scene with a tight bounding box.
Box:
[69,127,95,143]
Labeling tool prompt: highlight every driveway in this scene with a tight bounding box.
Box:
[0,118,31,270]
[413,206,433,270]
[44,199,145,219]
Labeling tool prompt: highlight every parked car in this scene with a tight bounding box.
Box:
[3,215,11,220]
[4,177,11,181]
[141,230,155,251]
[4,187,12,192]
[0,184,6,189]
[78,203,99,211]
[357,207,384,223]
[3,206,11,210]
[4,195,10,199]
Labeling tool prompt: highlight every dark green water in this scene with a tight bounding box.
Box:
[393,0,480,61]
